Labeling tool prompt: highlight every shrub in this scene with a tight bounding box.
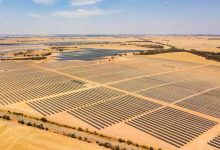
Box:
[69,133,76,138]
[126,140,133,145]
[113,145,120,150]
[27,122,32,126]
[139,44,164,49]
[36,124,44,129]
[150,146,154,150]
[142,145,149,149]
[12,112,23,116]
[78,127,83,131]
[40,117,47,122]
[103,142,111,148]
[3,115,10,120]
[99,143,104,146]
[118,138,125,143]
[18,120,25,124]
[31,56,47,60]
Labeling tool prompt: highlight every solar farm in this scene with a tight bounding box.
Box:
[0,54,220,150]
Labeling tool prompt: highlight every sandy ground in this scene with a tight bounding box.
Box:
[0,120,107,150]
[146,52,220,66]
[144,35,220,52]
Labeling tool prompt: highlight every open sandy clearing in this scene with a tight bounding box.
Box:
[146,52,220,65]
[0,120,107,150]
[145,35,220,52]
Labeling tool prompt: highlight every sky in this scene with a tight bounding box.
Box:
[0,0,220,35]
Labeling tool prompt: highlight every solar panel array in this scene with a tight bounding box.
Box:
[126,107,218,148]
[27,87,123,116]
[1,58,220,149]
[176,88,220,119]
[69,95,161,129]
[208,135,220,149]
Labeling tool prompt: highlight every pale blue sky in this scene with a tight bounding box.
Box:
[0,0,220,34]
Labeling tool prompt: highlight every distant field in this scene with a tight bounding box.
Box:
[1,35,219,58]
[147,52,220,65]
[145,35,220,52]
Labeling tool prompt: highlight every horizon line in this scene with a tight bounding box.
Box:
[1,34,220,37]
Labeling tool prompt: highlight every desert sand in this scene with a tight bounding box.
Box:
[0,120,107,150]
[147,52,220,65]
